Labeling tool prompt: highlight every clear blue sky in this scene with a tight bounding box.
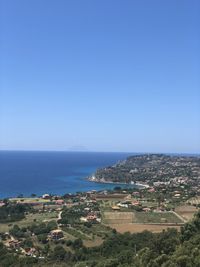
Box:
[0,0,199,153]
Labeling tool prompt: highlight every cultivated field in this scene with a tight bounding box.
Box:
[103,211,183,224]
[109,224,181,233]
[103,212,134,224]
[134,211,183,223]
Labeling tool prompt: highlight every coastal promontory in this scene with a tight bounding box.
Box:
[90,154,200,186]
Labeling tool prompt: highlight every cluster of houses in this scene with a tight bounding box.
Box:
[3,233,38,258]
[79,198,101,223]
[1,228,65,258]
[111,199,153,212]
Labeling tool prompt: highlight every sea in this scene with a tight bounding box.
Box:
[0,151,135,198]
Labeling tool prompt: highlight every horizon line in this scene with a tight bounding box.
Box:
[0,149,199,155]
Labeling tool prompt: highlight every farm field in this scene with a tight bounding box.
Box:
[103,211,183,224]
[109,223,181,233]
[103,212,134,224]
[175,205,198,221]
[134,211,183,223]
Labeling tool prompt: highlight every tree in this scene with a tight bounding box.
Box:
[52,245,66,261]
[22,238,33,249]
[10,225,25,238]
[37,233,48,244]
[175,255,193,267]
[72,238,83,249]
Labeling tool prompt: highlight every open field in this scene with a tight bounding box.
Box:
[18,211,58,226]
[103,212,134,224]
[95,194,129,201]
[103,210,184,234]
[9,197,50,204]
[78,223,112,238]
[134,211,183,223]
[83,237,104,247]
[0,223,11,233]
[100,200,124,209]
[62,231,76,241]
[108,223,181,233]
[0,211,58,232]
[62,222,113,244]
[62,226,91,240]
[175,205,198,221]
[139,200,158,208]
[103,211,183,224]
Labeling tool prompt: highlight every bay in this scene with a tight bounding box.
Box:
[0,151,134,198]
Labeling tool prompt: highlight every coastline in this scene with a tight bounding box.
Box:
[0,151,131,198]
[88,175,149,189]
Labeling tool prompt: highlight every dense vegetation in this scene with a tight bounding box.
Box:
[59,203,100,226]
[1,210,200,266]
[59,204,88,225]
[0,203,32,223]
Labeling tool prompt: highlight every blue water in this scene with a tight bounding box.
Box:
[0,151,133,198]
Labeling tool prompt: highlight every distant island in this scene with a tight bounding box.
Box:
[89,154,200,188]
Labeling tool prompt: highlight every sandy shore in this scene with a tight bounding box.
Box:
[88,175,149,189]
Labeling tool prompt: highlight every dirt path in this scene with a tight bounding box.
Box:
[57,211,62,221]
[171,211,187,223]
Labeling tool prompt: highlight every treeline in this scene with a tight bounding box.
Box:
[59,203,99,226]
[0,203,32,223]
[8,220,58,244]
[75,211,200,267]
[1,211,200,266]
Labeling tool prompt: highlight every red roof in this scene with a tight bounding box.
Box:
[55,199,64,204]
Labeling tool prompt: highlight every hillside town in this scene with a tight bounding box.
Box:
[92,154,200,186]
[0,154,200,266]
